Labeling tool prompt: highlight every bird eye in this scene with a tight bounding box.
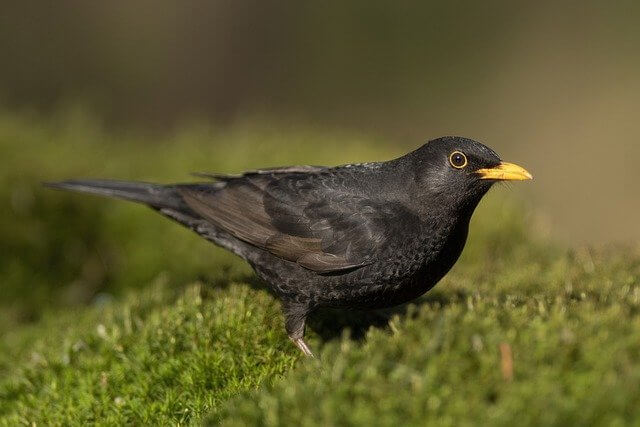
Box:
[449,151,467,169]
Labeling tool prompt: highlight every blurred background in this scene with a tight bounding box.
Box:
[1,1,639,330]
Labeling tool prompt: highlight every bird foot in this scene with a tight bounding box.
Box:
[291,337,315,357]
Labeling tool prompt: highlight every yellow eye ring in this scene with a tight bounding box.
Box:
[449,151,468,169]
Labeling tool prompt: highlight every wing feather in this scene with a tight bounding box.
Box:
[177,169,418,274]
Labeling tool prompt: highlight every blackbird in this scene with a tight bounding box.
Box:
[46,136,532,356]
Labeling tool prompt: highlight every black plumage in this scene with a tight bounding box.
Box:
[46,136,532,356]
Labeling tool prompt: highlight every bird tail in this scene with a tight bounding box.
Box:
[43,179,185,211]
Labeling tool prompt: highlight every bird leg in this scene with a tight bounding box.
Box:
[283,302,315,357]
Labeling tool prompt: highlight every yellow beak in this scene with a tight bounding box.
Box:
[475,162,533,181]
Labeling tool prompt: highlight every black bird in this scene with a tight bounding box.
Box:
[46,137,532,356]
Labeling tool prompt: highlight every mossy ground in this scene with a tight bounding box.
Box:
[1,110,639,425]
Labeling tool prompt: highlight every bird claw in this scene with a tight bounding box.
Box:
[291,337,315,357]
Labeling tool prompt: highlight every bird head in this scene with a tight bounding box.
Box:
[408,136,532,215]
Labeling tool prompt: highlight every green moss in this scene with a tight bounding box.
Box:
[211,244,640,426]
[0,279,300,425]
[1,110,639,425]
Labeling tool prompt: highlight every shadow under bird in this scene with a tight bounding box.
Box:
[46,137,532,356]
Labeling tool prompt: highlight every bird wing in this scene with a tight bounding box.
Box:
[177,170,418,274]
[191,165,326,181]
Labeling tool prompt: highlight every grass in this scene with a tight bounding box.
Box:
[1,109,640,425]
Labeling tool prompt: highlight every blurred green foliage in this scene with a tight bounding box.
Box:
[0,109,398,333]
[3,2,639,129]
[0,1,528,124]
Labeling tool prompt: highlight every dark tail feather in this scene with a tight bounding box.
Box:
[44,179,185,210]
